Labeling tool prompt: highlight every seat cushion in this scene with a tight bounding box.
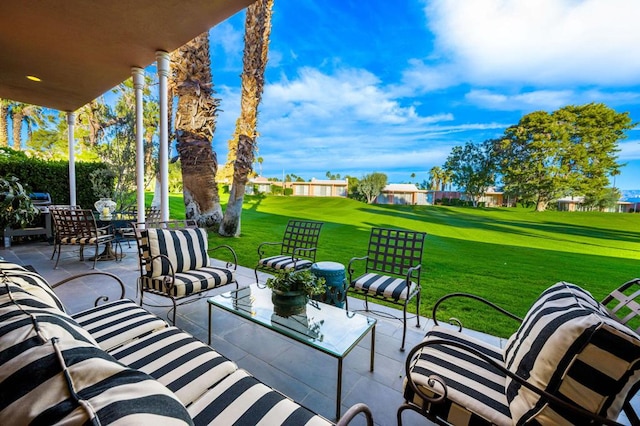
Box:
[145,227,209,278]
[141,266,235,298]
[259,255,312,271]
[404,325,511,426]
[188,369,332,426]
[504,282,640,425]
[0,285,192,425]
[110,326,237,406]
[72,299,167,351]
[0,260,65,311]
[353,272,417,301]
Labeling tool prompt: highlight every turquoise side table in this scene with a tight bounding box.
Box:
[311,261,347,308]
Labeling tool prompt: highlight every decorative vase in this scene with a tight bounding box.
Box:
[94,197,117,220]
[271,289,308,317]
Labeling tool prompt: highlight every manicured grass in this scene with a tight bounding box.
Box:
[164,193,640,338]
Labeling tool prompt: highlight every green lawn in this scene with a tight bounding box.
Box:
[163,193,640,338]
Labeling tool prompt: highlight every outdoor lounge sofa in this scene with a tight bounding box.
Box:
[398,280,640,426]
[0,260,373,425]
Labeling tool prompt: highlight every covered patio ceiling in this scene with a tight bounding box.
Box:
[0,0,254,112]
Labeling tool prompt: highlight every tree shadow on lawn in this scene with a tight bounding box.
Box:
[358,205,640,251]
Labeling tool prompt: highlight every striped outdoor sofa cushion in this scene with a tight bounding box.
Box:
[353,272,416,301]
[59,234,112,245]
[259,255,313,271]
[110,326,237,406]
[145,227,209,278]
[504,281,640,425]
[140,266,235,298]
[404,325,511,426]
[188,369,332,426]
[72,298,167,351]
[0,260,65,311]
[0,284,192,425]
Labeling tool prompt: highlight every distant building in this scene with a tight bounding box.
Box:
[557,196,633,213]
[290,178,348,197]
[377,184,427,205]
[246,177,348,197]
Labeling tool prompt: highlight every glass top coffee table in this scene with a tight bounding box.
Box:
[208,284,376,420]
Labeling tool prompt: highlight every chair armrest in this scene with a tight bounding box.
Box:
[405,264,421,280]
[257,241,282,258]
[347,256,368,281]
[147,253,176,291]
[208,244,238,270]
[432,292,523,329]
[406,338,626,426]
[292,246,316,257]
[335,403,373,426]
[50,271,125,306]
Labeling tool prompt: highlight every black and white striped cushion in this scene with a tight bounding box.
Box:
[259,255,312,271]
[504,282,640,424]
[188,369,332,425]
[0,285,192,425]
[110,326,237,406]
[404,325,511,426]
[140,266,235,297]
[0,260,65,311]
[353,272,416,301]
[146,228,209,278]
[72,299,167,351]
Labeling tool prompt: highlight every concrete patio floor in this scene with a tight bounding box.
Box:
[1,239,635,425]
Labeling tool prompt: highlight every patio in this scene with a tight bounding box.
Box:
[0,238,509,426]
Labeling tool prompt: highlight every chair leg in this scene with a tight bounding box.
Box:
[415,291,421,328]
[91,243,98,269]
[170,297,177,325]
[54,244,62,269]
[401,302,408,352]
[254,267,260,284]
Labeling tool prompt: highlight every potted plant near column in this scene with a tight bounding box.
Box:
[266,269,326,317]
[0,176,40,247]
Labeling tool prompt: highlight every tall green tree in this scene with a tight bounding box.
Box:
[0,99,10,147]
[444,140,496,207]
[496,103,634,211]
[220,0,274,237]
[358,172,387,204]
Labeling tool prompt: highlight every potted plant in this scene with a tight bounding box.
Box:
[0,176,40,247]
[266,269,326,317]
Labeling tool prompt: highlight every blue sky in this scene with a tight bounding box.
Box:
[207,0,640,190]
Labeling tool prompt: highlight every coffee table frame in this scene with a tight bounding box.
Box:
[208,284,376,419]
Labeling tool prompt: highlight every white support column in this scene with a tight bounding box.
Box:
[67,112,76,206]
[132,67,146,224]
[156,51,170,222]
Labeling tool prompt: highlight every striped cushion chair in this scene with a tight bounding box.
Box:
[133,220,239,325]
[254,219,324,283]
[398,283,640,426]
[347,227,426,351]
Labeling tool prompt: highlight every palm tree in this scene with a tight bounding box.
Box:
[0,99,10,147]
[10,102,25,150]
[170,32,223,228]
[429,166,443,198]
[220,0,274,237]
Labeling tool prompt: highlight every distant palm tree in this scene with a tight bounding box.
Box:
[220,0,274,237]
[429,166,444,202]
[170,32,223,228]
[0,99,9,147]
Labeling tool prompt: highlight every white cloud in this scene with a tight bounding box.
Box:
[619,140,640,161]
[423,0,640,86]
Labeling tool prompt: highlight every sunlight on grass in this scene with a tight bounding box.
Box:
[165,192,640,337]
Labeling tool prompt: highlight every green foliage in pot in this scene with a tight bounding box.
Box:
[266,269,326,297]
[0,175,40,230]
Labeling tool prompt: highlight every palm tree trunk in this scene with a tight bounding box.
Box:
[170,32,223,228]
[220,0,273,236]
[0,100,8,147]
[11,110,23,150]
